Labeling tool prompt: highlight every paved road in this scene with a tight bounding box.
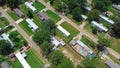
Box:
[0,7,48,63]
[38,0,120,59]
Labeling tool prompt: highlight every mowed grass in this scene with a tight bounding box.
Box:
[12,58,23,68]
[7,10,19,21]
[33,1,45,11]
[57,22,79,42]
[26,48,44,68]
[110,37,120,53]
[19,4,29,16]
[19,20,34,36]
[0,17,9,28]
[45,10,61,23]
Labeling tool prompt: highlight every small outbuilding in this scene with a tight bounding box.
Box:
[13,8,25,18]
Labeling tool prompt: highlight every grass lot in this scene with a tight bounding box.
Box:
[81,35,97,49]
[0,17,9,28]
[26,48,44,68]
[19,20,34,36]
[57,22,79,42]
[7,10,19,21]
[33,1,45,11]
[44,0,49,2]
[110,37,120,53]
[108,54,120,64]
[19,4,29,16]
[12,58,23,68]
[108,5,120,16]
[45,10,61,23]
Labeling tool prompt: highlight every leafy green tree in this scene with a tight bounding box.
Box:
[0,40,13,55]
[27,10,33,19]
[42,20,56,35]
[71,7,82,21]
[59,57,74,68]
[49,50,64,66]
[111,0,120,4]
[32,29,50,45]
[112,19,120,38]
[92,0,111,11]
[88,9,101,21]
[76,64,83,68]
[40,41,53,56]
[92,27,98,34]
[98,38,111,47]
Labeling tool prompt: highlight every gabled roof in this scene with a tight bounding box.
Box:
[91,21,108,32]
[57,26,70,37]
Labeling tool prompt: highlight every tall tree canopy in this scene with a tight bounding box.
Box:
[40,41,53,56]
[88,9,101,21]
[112,19,120,38]
[92,0,112,11]
[71,7,82,21]
[0,40,13,55]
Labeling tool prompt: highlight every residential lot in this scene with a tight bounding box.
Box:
[57,22,79,42]
[26,48,44,68]
[0,17,9,28]
[19,20,34,36]
[45,10,61,23]
[33,1,45,11]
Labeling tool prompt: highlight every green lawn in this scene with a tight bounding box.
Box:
[110,37,120,53]
[19,20,34,36]
[12,58,23,68]
[80,35,97,49]
[57,22,79,42]
[44,0,49,2]
[45,10,61,23]
[33,1,45,11]
[7,10,19,21]
[0,17,9,28]
[26,48,44,68]
[19,4,29,16]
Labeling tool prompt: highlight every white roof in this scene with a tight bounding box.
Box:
[57,26,70,37]
[51,36,60,47]
[81,14,87,20]
[25,2,37,12]
[26,18,39,31]
[21,52,27,58]
[91,21,108,32]
[1,33,14,47]
[83,6,91,11]
[77,40,93,54]
[15,52,31,68]
[99,15,114,24]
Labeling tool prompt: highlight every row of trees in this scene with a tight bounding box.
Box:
[0,0,23,8]
[32,20,74,68]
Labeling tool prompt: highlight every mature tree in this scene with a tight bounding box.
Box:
[98,38,111,47]
[111,0,120,4]
[40,41,53,56]
[71,7,82,21]
[49,50,64,66]
[92,0,111,11]
[27,10,33,19]
[92,27,98,34]
[0,0,6,6]
[76,64,83,68]
[7,0,22,8]
[82,58,96,68]
[32,29,50,45]
[0,40,13,55]
[58,57,74,68]
[88,9,101,21]
[42,20,56,35]
[112,19,120,38]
